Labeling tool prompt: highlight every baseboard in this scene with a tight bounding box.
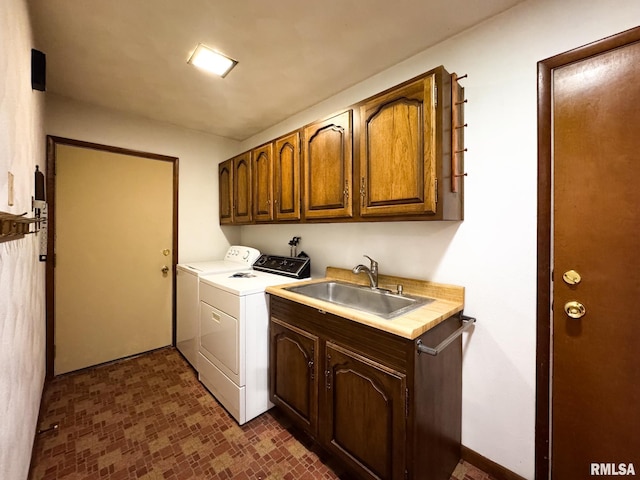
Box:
[461,445,527,480]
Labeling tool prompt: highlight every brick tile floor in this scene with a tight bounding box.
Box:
[29,347,494,480]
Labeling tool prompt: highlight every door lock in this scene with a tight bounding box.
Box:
[562,270,582,285]
[161,265,170,275]
[564,301,586,319]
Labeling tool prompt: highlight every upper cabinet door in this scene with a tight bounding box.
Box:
[274,132,301,221]
[252,143,273,222]
[303,111,353,219]
[218,159,233,224]
[359,76,437,216]
[233,152,252,224]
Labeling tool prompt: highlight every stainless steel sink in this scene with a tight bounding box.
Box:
[284,281,434,319]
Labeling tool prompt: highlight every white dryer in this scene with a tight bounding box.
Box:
[198,254,311,424]
[176,246,260,370]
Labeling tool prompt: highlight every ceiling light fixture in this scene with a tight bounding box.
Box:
[188,43,238,78]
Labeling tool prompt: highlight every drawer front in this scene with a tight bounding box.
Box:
[200,301,239,375]
[199,281,240,317]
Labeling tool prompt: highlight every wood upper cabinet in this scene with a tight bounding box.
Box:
[323,342,406,480]
[274,132,301,221]
[252,143,273,222]
[359,75,437,217]
[270,317,319,435]
[218,159,233,224]
[217,66,462,224]
[232,152,252,224]
[303,111,353,219]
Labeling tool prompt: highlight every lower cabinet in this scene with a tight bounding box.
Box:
[269,296,463,480]
[323,342,407,480]
[270,318,319,435]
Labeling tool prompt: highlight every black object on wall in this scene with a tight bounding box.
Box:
[31,49,46,91]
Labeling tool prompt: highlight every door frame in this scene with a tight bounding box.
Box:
[45,136,179,380]
[535,26,640,479]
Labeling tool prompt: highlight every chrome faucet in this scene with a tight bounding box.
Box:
[352,255,379,289]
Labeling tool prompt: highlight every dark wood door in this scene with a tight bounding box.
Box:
[232,152,252,224]
[546,32,640,477]
[218,159,233,224]
[274,132,301,221]
[270,318,319,435]
[323,342,406,480]
[252,143,273,222]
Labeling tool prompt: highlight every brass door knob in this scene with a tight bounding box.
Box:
[161,265,170,275]
[564,301,586,319]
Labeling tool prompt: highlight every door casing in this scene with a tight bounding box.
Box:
[536,26,640,479]
[45,136,179,379]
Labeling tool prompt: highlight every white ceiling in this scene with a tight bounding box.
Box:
[28,0,524,141]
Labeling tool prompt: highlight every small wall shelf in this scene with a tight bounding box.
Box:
[0,211,41,243]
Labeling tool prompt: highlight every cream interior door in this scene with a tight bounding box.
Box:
[54,143,174,375]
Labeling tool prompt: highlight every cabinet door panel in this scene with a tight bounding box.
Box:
[252,143,273,222]
[274,132,301,221]
[324,342,406,480]
[233,152,252,223]
[219,159,233,224]
[303,111,353,219]
[270,318,319,435]
[360,77,436,216]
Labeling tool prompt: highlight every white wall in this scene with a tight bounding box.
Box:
[0,0,47,479]
[45,95,242,263]
[236,1,640,478]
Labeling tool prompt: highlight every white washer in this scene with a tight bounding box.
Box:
[198,256,310,425]
[176,246,260,370]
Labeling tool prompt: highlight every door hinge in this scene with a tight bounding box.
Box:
[405,469,409,480]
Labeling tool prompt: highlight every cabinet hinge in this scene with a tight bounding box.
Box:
[434,178,438,205]
[405,469,409,480]
[434,83,438,108]
[405,387,409,418]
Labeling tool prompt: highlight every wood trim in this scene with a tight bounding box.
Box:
[461,446,526,480]
[535,25,640,480]
[535,53,552,480]
[44,136,179,380]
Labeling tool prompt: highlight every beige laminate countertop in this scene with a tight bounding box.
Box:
[266,267,465,340]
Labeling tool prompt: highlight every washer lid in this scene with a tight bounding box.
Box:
[200,270,305,296]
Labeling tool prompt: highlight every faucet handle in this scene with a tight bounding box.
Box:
[363,255,378,268]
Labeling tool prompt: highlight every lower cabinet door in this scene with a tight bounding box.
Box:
[322,342,407,480]
[270,317,319,435]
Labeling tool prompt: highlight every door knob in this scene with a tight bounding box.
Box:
[564,301,586,319]
[161,265,170,275]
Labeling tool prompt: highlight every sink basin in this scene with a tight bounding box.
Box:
[284,281,434,319]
